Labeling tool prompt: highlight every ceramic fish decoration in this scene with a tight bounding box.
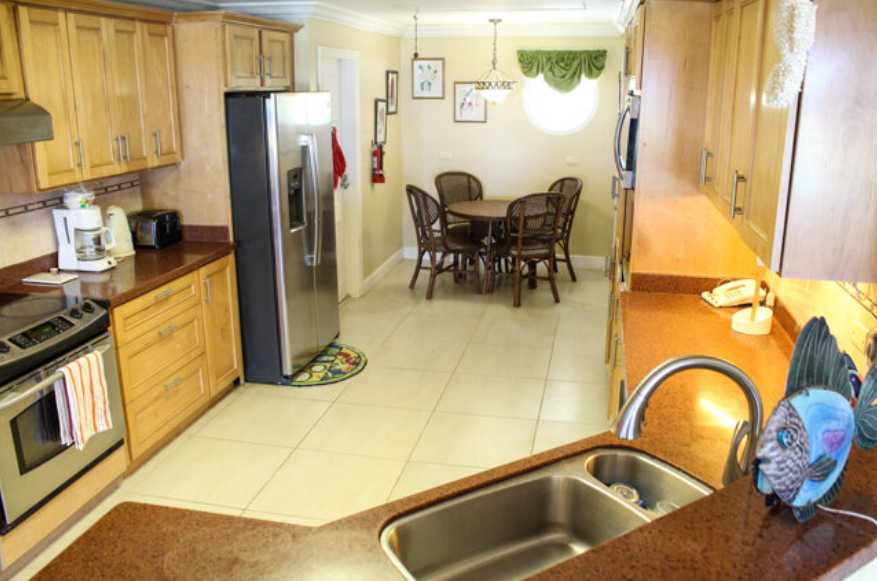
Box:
[753,317,877,522]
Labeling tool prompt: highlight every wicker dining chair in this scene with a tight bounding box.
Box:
[434,171,486,239]
[487,193,565,307]
[406,185,481,299]
[548,177,583,281]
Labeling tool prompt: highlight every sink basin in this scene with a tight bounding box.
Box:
[380,448,713,581]
[581,448,713,516]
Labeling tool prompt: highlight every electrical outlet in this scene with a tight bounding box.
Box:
[867,328,877,366]
[439,152,452,161]
[565,155,579,166]
[852,320,869,354]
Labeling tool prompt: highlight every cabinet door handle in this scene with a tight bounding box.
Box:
[267,55,274,77]
[203,279,212,303]
[158,324,178,337]
[116,135,123,163]
[258,54,265,78]
[164,376,184,390]
[612,336,623,368]
[700,148,714,185]
[154,288,175,301]
[624,46,631,76]
[730,171,746,219]
[76,139,85,169]
[124,134,131,161]
[154,130,162,157]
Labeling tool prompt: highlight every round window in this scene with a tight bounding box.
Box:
[522,75,599,136]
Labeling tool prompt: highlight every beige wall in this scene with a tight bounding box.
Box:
[302,19,403,279]
[399,35,623,259]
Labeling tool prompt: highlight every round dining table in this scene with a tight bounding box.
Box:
[447,199,511,293]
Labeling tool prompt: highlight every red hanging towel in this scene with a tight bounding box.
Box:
[332,127,347,189]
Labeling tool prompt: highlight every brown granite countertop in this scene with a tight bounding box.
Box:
[0,241,235,306]
[32,292,877,580]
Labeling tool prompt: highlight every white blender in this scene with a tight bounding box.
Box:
[52,188,117,272]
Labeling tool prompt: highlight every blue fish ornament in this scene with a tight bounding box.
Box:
[753,317,877,522]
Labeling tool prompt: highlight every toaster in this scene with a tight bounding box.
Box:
[127,210,182,249]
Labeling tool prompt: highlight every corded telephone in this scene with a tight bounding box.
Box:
[701,279,766,308]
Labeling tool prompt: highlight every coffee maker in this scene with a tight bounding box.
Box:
[53,190,117,272]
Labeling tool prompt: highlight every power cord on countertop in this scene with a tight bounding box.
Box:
[819,505,877,527]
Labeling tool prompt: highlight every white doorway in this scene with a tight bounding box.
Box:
[318,47,363,300]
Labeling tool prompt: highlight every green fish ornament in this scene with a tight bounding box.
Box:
[753,317,877,522]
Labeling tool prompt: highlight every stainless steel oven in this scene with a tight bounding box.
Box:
[0,293,125,532]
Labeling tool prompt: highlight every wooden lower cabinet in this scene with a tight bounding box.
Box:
[112,254,242,465]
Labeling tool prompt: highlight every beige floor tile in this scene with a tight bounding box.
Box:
[126,437,291,508]
[182,388,242,434]
[408,296,490,318]
[117,492,244,516]
[192,391,329,447]
[242,381,348,403]
[456,344,552,379]
[548,346,609,383]
[337,366,451,410]
[389,462,482,501]
[532,421,611,454]
[241,511,329,527]
[540,381,610,424]
[411,412,536,468]
[470,312,559,348]
[299,403,430,459]
[247,450,404,520]
[437,374,545,419]
[371,335,467,372]
[390,314,482,343]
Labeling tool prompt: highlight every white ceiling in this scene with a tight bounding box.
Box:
[127,0,630,37]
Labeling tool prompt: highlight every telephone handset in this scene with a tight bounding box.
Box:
[701,279,766,308]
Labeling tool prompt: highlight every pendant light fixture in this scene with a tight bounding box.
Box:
[475,19,517,103]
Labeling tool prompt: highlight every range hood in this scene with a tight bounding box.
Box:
[0,100,53,145]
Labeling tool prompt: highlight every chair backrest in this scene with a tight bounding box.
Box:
[406,185,446,251]
[434,172,484,209]
[506,193,565,255]
[548,177,583,236]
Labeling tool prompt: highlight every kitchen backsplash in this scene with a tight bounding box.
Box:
[0,174,143,269]
[767,271,877,374]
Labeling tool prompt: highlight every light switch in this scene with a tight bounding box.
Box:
[439,152,452,161]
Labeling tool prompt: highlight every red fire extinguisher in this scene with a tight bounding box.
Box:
[372,143,386,184]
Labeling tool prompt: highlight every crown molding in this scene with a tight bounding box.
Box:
[213,1,622,38]
[406,22,623,38]
[217,1,407,35]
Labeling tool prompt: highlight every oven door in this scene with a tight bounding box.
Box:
[0,332,125,530]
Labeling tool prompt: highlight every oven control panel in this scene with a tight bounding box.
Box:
[0,299,109,386]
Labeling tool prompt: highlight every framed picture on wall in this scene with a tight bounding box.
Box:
[412,58,444,99]
[375,99,388,144]
[454,82,487,123]
[386,70,399,114]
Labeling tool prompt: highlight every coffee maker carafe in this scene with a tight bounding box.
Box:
[53,189,117,272]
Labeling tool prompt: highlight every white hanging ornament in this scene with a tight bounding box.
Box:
[764,0,817,108]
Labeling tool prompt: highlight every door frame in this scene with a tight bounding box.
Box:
[317,46,364,299]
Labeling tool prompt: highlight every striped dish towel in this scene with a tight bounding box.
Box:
[54,351,113,450]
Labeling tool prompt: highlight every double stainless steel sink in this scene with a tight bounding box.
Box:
[380,448,713,581]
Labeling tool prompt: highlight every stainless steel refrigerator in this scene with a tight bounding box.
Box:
[226,92,340,383]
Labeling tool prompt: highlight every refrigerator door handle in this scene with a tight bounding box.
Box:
[306,133,323,267]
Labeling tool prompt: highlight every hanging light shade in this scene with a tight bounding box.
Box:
[475,19,517,103]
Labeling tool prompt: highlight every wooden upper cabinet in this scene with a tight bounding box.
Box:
[16,6,82,188]
[65,13,118,180]
[700,2,729,201]
[104,17,148,172]
[139,22,181,167]
[0,3,23,97]
[224,24,260,88]
[224,24,292,90]
[260,29,290,88]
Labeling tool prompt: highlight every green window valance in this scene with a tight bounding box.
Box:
[517,50,608,93]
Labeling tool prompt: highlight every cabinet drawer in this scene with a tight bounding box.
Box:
[117,305,204,403]
[125,353,209,460]
[112,271,200,345]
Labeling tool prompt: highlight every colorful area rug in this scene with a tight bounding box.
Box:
[290,343,367,386]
